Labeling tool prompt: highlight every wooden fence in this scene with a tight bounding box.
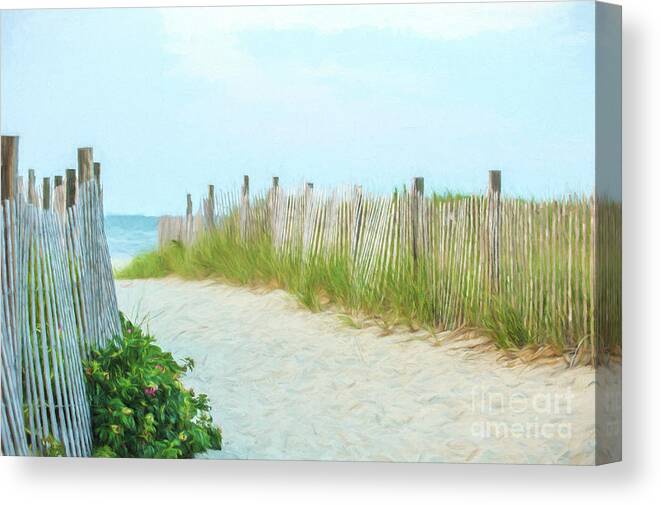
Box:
[158,173,621,360]
[1,136,120,456]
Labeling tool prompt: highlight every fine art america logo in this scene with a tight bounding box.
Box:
[470,387,575,440]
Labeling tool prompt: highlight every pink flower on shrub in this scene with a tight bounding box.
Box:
[144,385,158,397]
[155,364,165,372]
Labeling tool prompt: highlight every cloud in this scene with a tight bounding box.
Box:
[160,3,566,42]
[159,2,573,90]
[156,1,583,133]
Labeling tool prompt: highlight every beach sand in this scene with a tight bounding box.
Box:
[115,277,613,464]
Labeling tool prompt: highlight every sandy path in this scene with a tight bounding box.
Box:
[115,278,601,464]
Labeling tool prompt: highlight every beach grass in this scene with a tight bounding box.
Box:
[116,187,621,361]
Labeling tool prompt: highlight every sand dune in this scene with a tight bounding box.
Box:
[115,277,611,464]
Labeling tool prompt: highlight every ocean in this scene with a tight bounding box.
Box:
[104,215,159,266]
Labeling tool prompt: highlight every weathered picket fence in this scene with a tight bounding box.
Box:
[158,172,621,360]
[1,136,121,456]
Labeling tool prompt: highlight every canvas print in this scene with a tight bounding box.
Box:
[1,1,621,464]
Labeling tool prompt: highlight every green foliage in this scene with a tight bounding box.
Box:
[85,314,222,458]
[115,247,175,279]
[42,434,66,457]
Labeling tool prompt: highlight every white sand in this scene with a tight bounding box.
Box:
[115,277,614,465]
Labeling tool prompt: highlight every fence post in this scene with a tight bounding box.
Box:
[304,182,314,230]
[42,177,51,210]
[93,162,101,186]
[411,176,424,263]
[66,169,77,208]
[1,136,18,204]
[488,170,502,294]
[269,176,279,232]
[206,185,215,229]
[352,184,363,259]
[270,177,279,207]
[239,176,250,240]
[184,193,193,244]
[28,169,37,205]
[242,175,250,198]
[1,136,18,309]
[77,147,93,183]
[186,193,193,218]
[54,175,63,211]
[305,182,313,206]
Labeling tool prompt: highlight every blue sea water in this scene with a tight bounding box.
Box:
[104,215,158,264]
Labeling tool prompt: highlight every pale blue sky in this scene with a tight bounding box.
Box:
[1,2,595,215]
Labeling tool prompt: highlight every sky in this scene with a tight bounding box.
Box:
[0,2,595,216]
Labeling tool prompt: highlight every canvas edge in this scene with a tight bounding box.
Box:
[594,0,622,466]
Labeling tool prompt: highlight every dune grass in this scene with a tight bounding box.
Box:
[117,188,621,362]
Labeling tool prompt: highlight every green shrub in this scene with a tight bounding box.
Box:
[85,314,222,458]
